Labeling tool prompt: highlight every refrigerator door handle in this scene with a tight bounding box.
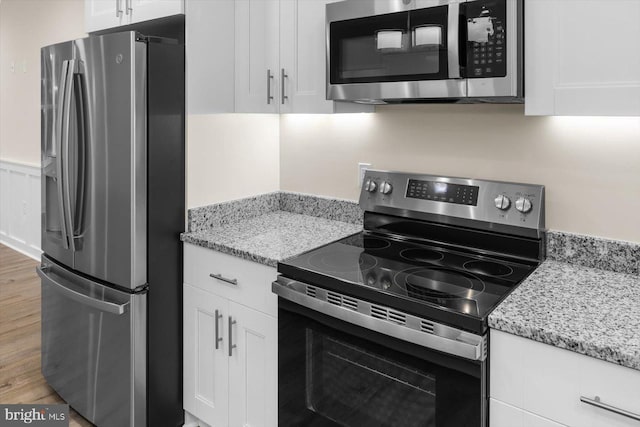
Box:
[71,69,87,238]
[55,60,71,249]
[36,266,130,315]
[61,59,76,252]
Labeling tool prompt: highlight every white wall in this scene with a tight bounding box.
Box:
[187,114,280,208]
[0,0,85,164]
[280,105,640,243]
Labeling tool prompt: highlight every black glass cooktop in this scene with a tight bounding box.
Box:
[278,232,538,334]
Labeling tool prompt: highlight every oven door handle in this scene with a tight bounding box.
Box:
[272,277,486,362]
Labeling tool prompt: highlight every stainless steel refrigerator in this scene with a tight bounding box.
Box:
[38,31,184,427]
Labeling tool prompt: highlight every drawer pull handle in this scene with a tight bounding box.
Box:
[209,273,238,286]
[580,396,640,421]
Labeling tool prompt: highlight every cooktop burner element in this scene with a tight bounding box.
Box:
[308,250,377,274]
[463,260,514,277]
[344,234,391,250]
[400,248,445,263]
[276,170,546,334]
[396,267,485,299]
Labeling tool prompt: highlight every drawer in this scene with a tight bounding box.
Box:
[490,399,565,427]
[184,243,278,317]
[491,329,640,427]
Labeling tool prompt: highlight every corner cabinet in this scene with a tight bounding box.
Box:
[525,0,640,116]
[183,243,278,427]
[490,329,640,427]
[85,0,184,33]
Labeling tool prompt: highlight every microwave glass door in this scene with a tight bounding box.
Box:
[329,6,450,84]
[278,300,485,427]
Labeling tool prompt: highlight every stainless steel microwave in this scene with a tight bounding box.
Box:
[326,0,523,104]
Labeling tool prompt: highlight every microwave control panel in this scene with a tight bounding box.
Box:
[464,0,507,79]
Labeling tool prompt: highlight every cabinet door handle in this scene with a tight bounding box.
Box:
[116,0,123,17]
[214,309,223,350]
[228,316,237,357]
[281,68,288,105]
[209,273,237,286]
[580,396,640,421]
[267,69,274,105]
[125,0,132,15]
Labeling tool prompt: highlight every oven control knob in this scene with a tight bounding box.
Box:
[494,194,511,210]
[515,197,533,214]
[363,179,377,193]
[379,181,393,195]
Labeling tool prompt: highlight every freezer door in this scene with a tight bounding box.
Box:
[41,40,76,269]
[38,255,146,427]
[72,32,147,290]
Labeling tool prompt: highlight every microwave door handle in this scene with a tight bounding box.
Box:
[61,59,76,252]
[55,60,71,249]
[448,2,461,79]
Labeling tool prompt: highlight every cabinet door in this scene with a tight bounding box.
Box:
[85,0,123,33]
[235,0,280,113]
[185,0,235,113]
[183,284,229,427]
[129,0,184,25]
[279,0,336,113]
[525,0,640,116]
[228,301,278,427]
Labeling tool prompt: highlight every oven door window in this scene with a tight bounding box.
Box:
[329,6,450,84]
[279,301,484,427]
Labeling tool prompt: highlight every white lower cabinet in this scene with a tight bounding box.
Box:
[228,302,278,427]
[184,284,230,427]
[490,399,565,427]
[183,243,278,427]
[490,329,640,427]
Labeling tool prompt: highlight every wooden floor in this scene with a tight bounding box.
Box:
[0,244,93,426]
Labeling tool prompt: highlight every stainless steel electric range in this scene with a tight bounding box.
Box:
[273,170,545,427]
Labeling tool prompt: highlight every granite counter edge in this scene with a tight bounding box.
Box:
[488,315,640,371]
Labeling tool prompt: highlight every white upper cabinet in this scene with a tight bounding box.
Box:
[85,0,125,33]
[186,0,236,114]
[234,0,281,113]
[85,0,184,33]
[279,0,338,113]
[525,0,640,116]
[186,0,370,113]
[233,0,371,113]
[129,0,184,23]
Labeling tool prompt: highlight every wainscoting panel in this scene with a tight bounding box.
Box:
[0,160,41,260]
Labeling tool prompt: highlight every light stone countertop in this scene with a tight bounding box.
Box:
[182,193,640,371]
[181,210,362,268]
[489,260,640,371]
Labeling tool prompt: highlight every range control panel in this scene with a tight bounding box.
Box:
[407,179,480,206]
[359,170,545,236]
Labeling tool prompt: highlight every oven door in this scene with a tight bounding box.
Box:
[326,1,466,101]
[278,297,486,427]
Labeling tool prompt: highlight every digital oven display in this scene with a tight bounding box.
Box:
[406,179,479,206]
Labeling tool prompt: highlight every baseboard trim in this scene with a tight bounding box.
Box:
[0,236,41,261]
